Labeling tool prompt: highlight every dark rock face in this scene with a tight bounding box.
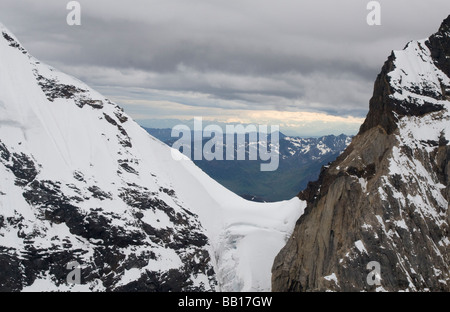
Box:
[0,141,38,186]
[34,71,104,110]
[427,15,450,76]
[360,53,445,135]
[358,53,398,135]
[272,16,450,292]
[360,17,450,136]
[2,31,26,54]
[0,137,216,292]
[103,113,133,148]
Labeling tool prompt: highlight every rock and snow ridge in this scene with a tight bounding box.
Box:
[0,22,305,292]
[272,16,450,292]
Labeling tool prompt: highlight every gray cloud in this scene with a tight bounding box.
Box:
[1,0,450,133]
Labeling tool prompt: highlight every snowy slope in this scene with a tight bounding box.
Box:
[0,22,305,292]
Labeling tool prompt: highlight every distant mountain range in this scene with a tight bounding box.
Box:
[144,128,352,202]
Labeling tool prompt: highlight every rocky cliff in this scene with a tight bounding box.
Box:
[272,16,450,292]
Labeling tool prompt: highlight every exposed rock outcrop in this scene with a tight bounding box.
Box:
[272,16,450,292]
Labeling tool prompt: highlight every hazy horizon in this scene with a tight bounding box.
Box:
[1,0,450,136]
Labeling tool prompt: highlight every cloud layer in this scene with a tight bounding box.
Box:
[1,0,449,135]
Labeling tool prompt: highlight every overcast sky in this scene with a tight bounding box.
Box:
[1,0,450,136]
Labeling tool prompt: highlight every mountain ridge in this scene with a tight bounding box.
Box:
[272,15,450,292]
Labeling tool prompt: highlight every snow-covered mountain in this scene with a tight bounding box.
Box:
[146,128,352,202]
[273,16,450,292]
[0,22,305,292]
[281,134,352,160]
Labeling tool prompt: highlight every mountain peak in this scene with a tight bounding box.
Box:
[438,14,450,35]
[1,24,27,55]
[273,14,450,293]
[359,15,450,135]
